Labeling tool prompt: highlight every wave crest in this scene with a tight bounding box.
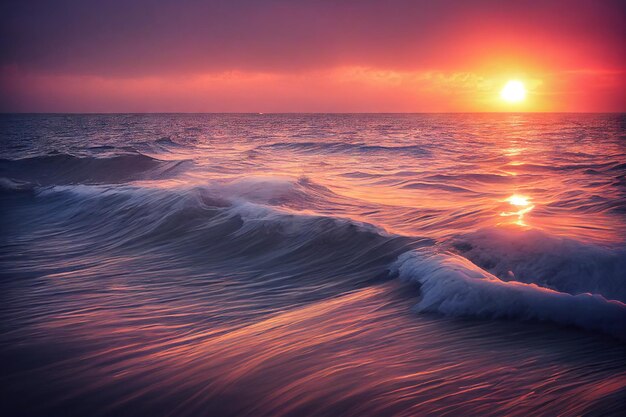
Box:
[392,250,626,339]
[452,227,626,302]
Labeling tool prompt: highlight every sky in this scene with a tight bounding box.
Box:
[0,0,624,112]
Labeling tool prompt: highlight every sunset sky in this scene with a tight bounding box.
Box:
[1,0,624,112]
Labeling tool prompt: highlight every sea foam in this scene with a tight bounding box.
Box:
[392,250,626,339]
[452,227,626,302]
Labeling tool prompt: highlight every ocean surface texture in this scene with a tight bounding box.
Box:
[1,114,625,417]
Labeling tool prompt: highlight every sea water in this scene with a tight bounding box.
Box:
[1,113,624,416]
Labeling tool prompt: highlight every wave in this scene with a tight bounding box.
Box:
[452,227,626,302]
[399,181,476,194]
[422,173,515,184]
[504,160,625,174]
[207,176,342,210]
[28,181,416,294]
[155,137,185,147]
[338,171,383,179]
[0,153,191,186]
[10,175,625,339]
[255,141,431,156]
[392,250,626,339]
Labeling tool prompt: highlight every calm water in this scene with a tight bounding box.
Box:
[1,114,625,416]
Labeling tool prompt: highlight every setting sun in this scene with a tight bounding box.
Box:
[500,80,526,103]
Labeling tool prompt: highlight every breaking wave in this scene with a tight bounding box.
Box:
[392,250,626,339]
[10,175,626,339]
[452,227,626,302]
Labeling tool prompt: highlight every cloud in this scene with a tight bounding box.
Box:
[3,65,622,112]
[1,0,624,111]
[1,0,624,76]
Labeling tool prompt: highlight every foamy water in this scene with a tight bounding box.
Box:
[1,113,625,416]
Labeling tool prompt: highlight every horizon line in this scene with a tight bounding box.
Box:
[2,111,625,115]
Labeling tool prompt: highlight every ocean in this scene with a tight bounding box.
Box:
[1,113,625,416]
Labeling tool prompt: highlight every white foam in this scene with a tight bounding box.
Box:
[392,250,626,339]
[453,227,626,302]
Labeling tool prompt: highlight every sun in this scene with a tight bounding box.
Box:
[500,80,526,103]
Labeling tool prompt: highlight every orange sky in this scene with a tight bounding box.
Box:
[1,0,624,112]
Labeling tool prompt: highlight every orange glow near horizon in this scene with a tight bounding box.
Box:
[2,65,623,113]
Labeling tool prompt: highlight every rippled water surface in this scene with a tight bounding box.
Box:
[1,114,625,416]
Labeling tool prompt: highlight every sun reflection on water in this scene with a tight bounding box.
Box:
[500,194,535,226]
